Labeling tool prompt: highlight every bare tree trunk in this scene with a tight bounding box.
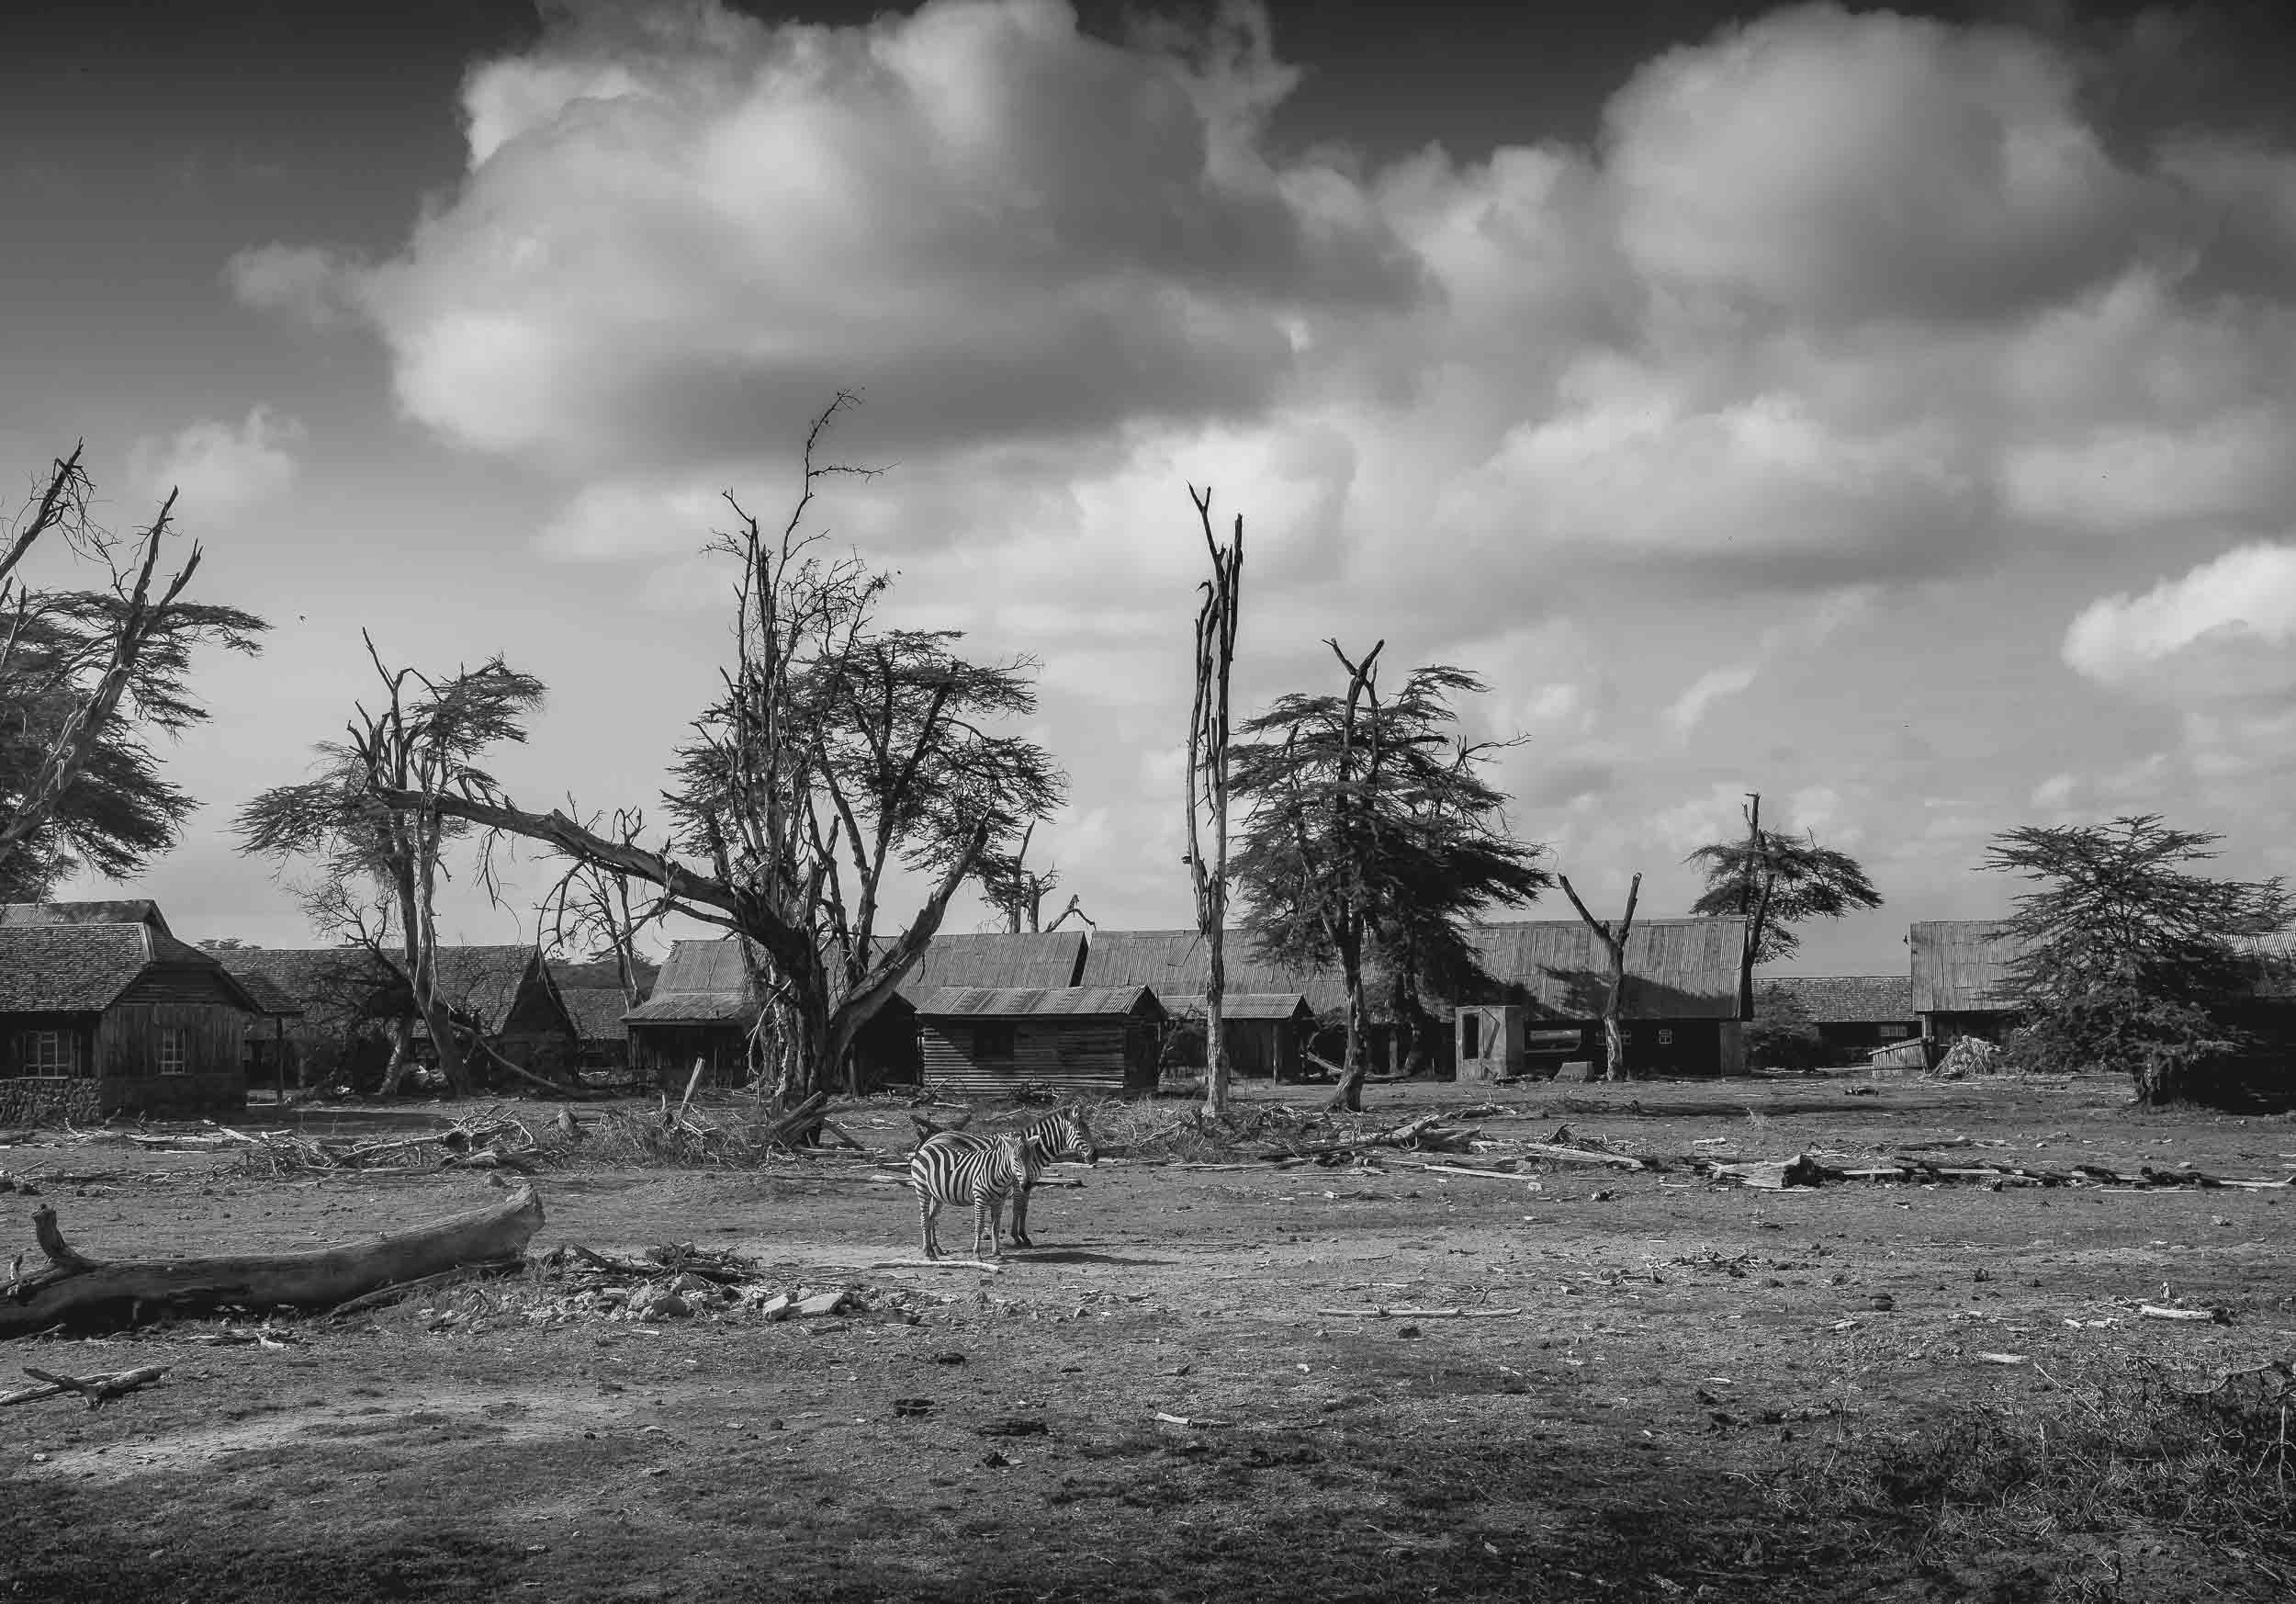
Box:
[1330,928,1370,1113]
[1186,487,1244,1118]
[377,1015,415,1099]
[1560,871,1641,1083]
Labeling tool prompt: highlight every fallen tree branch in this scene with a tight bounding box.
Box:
[1312,1307,1524,1319]
[2,1185,545,1338]
[865,1258,1006,1274]
[13,1363,170,1408]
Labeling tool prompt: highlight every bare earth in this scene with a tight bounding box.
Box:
[4,1076,2293,1603]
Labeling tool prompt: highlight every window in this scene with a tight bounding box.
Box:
[1460,1012,1482,1058]
[1878,1023,1909,1039]
[158,1027,188,1075]
[19,1031,77,1078]
[1657,1029,1674,1046]
[974,1022,1017,1062]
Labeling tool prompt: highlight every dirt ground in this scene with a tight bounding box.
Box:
[5,1074,2294,1603]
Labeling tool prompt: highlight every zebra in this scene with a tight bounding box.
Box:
[910,1132,1040,1261]
[918,1105,1097,1249]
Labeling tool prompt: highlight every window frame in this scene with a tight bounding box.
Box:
[158,1026,189,1076]
[18,1030,79,1078]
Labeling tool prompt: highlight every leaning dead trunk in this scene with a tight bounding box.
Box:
[1329,935,1371,1113]
[1,1184,544,1339]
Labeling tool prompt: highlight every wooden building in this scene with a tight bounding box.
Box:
[0,901,261,1120]
[912,985,1165,1098]
[1077,929,1389,1072]
[627,931,1091,1091]
[1160,993,1314,1081]
[218,943,581,1090]
[624,940,761,1090]
[1760,975,1919,1062]
[232,971,306,1100]
[1453,918,1749,1078]
[1910,921,2023,1044]
[546,957,657,1076]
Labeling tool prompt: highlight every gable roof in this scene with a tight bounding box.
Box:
[891,931,1088,1002]
[213,944,566,1035]
[624,938,759,1026]
[1761,974,1913,1024]
[559,986,636,1044]
[1162,993,1315,1022]
[547,956,660,994]
[1,899,172,934]
[1078,930,1346,1013]
[0,921,261,1013]
[911,984,1165,1021]
[231,971,306,1018]
[1458,918,1746,1020]
[1910,921,2021,1013]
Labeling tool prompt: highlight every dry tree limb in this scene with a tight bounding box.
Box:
[865,1258,1006,1274]
[12,1364,170,1408]
[1312,1307,1524,1319]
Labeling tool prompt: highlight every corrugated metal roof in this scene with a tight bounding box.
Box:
[910,985,1165,1020]
[1162,993,1314,1022]
[1459,918,1745,1020]
[1762,974,1913,1024]
[1910,921,2021,1013]
[1078,930,1345,1013]
[625,990,759,1025]
[891,931,1088,1002]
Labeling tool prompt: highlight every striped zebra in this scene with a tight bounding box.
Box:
[918,1105,1097,1249]
[910,1132,1040,1261]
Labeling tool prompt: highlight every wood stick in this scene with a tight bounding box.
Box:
[15,1364,170,1407]
[1517,1142,1646,1170]
[865,1258,1006,1274]
[2139,1304,2222,1323]
[1399,1162,1525,1181]
[1312,1307,1524,1319]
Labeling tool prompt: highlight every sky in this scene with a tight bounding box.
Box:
[7,0,2296,979]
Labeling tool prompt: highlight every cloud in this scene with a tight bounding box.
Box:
[222,243,362,327]
[1605,3,2162,323]
[1663,663,1761,739]
[340,0,1423,472]
[128,409,305,522]
[2065,544,2296,785]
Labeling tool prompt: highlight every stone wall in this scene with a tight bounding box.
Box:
[0,1078,100,1125]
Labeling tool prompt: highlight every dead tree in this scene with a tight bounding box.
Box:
[1559,871,1641,1081]
[1185,484,1244,1116]
[979,820,1058,933]
[1,443,265,897]
[540,807,658,1007]
[360,395,1063,1101]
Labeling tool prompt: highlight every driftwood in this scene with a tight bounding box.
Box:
[1,1184,545,1338]
[1701,1156,1827,1190]
[1314,1307,1524,1319]
[3,1363,170,1407]
[2139,1304,2224,1324]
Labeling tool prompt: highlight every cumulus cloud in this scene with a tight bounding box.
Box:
[129,409,305,522]
[1660,587,1873,739]
[222,243,362,327]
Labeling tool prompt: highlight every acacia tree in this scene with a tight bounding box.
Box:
[362,394,1064,1100]
[1559,871,1640,1080]
[237,639,546,1097]
[1230,642,1549,1113]
[1687,793,1883,1018]
[1984,815,2294,1104]
[1184,484,1244,1115]
[1,444,266,898]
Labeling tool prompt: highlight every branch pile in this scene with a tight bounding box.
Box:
[213,1113,547,1178]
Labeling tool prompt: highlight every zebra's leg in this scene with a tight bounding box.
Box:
[1009,1182,1032,1249]
[975,1192,1006,1260]
[917,1191,941,1260]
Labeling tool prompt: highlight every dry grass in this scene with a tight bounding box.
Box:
[1785,1354,2296,1593]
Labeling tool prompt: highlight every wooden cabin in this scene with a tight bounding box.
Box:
[1452,918,1749,1079]
[864,930,1093,1085]
[1759,975,1918,1063]
[624,940,761,1090]
[0,901,260,1120]
[1077,929,1390,1074]
[1160,993,1314,1081]
[546,957,657,1076]
[1910,921,2023,1044]
[912,985,1165,1098]
[216,944,581,1090]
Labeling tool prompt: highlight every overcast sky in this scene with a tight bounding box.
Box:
[8,0,2296,977]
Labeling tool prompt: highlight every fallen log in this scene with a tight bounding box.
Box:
[1,1184,545,1339]
[1702,1155,1828,1190]
[1517,1142,1648,1171]
[1313,1307,1524,1319]
[3,1364,170,1407]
